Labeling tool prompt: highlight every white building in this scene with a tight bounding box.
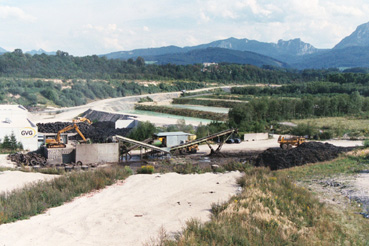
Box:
[0,105,38,151]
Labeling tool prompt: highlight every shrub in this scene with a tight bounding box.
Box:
[165,167,367,245]
[0,166,131,224]
[137,165,154,174]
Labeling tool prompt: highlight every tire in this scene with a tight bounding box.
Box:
[30,158,38,166]
[287,144,293,150]
[76,161,82,166]
[281,144,288,150]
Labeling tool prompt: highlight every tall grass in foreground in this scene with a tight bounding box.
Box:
[0,166,131,224]
[163,167,368,245]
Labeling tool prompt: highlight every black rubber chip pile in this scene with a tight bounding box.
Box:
[37,121,131,143]
[255,142,353,170]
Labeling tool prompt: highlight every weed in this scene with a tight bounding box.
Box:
[164,167,369,245]
[279,156,369,181]
[137,165,155,174]
[0,166,131,225]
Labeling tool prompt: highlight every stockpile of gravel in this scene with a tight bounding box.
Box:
[255,142,353,170]
[37,121,131,143]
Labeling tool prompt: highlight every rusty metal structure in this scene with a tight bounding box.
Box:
[115,128,237,161]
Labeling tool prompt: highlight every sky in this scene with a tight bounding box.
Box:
[0,0,368,56]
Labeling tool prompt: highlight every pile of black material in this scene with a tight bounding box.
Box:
[8,152,47,167]
[82,109,136,122]
[255,142,353,170]
[37,121,131,143]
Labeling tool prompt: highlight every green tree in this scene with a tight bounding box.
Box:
[135,57,145,67]
[128,121,157,141]
[9,132,18,150]
[2,135,11,149]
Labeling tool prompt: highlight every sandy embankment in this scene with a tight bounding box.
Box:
[0,154,15,168]
[0,171,242,246]
[0,171,57,193]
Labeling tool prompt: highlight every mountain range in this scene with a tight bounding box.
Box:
[0,48,55,56]
[102,21,369,69]
[1,22,369,69]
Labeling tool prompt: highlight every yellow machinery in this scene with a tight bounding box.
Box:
[278,136,305,150]
[152,132,199,154]
[72,117,92,124]
[46,117,91,148]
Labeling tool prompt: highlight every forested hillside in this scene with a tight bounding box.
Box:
[0,49,328,82]
[1,49,368,110]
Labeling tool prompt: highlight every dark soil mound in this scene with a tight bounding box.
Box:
[255,142,353,170]
[37,121,131,143]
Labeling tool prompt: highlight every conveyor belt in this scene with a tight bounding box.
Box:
[115,135,170,153]
[170,128,237,151]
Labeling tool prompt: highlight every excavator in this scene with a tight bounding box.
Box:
[45,117,92,148]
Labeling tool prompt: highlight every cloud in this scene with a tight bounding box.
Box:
[0,5,35,21]
[103,37,123,50]
[1,0,369,55]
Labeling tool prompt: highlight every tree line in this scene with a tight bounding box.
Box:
[228,92,367,132]
[0,49,343,83]
[231,81,369,97]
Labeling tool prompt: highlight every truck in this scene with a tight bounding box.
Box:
[278,136,305,150]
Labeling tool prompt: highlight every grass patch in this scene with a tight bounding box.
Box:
[0,167,14,172]
[153,160,252,174]
[163,167,369,245]
[279,155,369,181]
[292,117,369,138]
[0,166,131,224]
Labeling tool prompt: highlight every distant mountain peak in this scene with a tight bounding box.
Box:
[26,49,56,55]
[334,22,369,49]
[276,38,317,55]
[0,47,7,53]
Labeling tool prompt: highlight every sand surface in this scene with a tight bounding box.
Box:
[197,138,363,155]
[0,154,15,168]
[0,170,57,193]
[0,171,242,246]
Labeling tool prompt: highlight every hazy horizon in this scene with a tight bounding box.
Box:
[0,0,368,56]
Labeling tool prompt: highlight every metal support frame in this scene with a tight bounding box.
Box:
[206,132,233,156]
[115,135,170,162]
[169,128,237,153]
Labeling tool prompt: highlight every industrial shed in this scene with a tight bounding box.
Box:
[154,132,192,147]
[0,105,38,151]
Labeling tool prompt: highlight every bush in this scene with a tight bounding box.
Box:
[137,165,154,174]
[291,123,318,138]
[0,166,131,224]
[165,167,367,245]
[319,130,333,140]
